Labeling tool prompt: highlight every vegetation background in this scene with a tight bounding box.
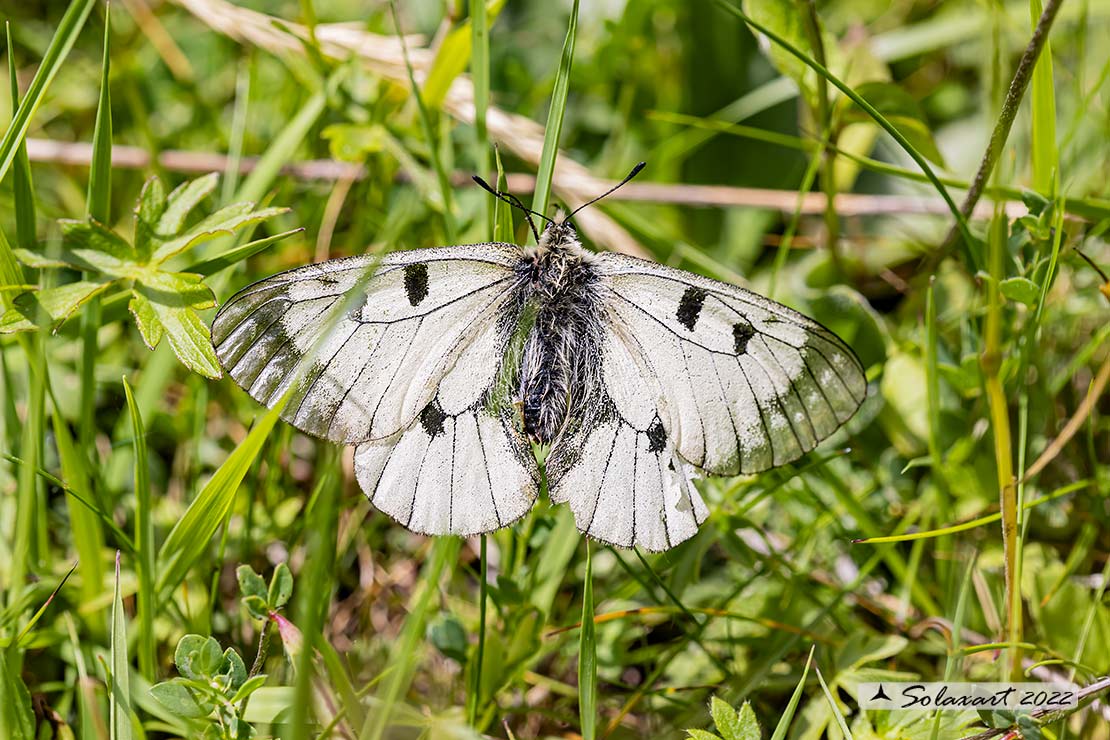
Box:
[0,0,1108,738]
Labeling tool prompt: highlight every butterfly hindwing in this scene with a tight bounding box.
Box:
[593,253,867,476]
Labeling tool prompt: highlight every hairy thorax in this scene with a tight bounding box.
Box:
[516,228,604,444]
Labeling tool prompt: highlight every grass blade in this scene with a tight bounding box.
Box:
[578,541,597,740]
[1028,0,1059,194]
[110,551,133,740]
[471,0,491,232]
[87,6,112,223]
[123,378,156,679]
[529,0,580,226]
[769,646,813,740]
[0,0,97,187]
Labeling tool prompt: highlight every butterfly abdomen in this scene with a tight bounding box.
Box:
[517,244,605,444]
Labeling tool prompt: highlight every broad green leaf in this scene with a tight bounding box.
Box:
[156,395,288,601]
[429,614,469,663]
[735,702,761,740]
[175,635,224,680]
[150,677,214,719]
[843,81,946,167]
[242,595,269,620]
[421,0,506,107]
[128,291,164,349]
[137,270,217,310]
[151,203,289,263]
[0,280,113,333]
[135,177,168,260]
[999,277,1040,306]
[740,0,824,108]
[322,123,387,161]
[710,697,743,740]
[229,675,268,705]
[158,172,219,235]
[268,563,293,608]
[0,651,34,739]
[134,289,221,377]
[59,219,137,277]
[237,565,268,601]
[220,648,248,690]
[110,553,133,740]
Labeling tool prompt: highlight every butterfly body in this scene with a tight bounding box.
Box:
[212,208,866,550]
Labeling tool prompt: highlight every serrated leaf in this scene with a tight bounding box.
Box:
[844,81,946,167]
[237,565,268,601]
[59,219,137,277]
[687,730,724,740]
[150,678,214,719]
[135,176,167,261]
[735,702,760,740]
[185,228,303,277]
[133,275,220,377]
[268,563,293,608]
[0,280,113,333]
[158,173,219,236]
[999,277,1040,306]
[710,697,743,740]
[151,204,289,263]
[11,248,67,268]
[137,270,217,310]
[128,291,163,349]
[175,634,224,680]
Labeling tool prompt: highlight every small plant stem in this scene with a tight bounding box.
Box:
[249,619,271,678]
[798,0,842,277]
[939,0,1065,255]
[981,213,1021,681]
[467,535,489,726]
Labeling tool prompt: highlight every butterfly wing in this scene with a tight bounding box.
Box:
[212,244,541,535]
[547,253,865,550]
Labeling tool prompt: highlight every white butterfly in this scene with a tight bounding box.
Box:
[211,165,866,551]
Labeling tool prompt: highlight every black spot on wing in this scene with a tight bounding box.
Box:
[403,263,429,306]
[676,287,707,331]
[733,319,755,354]
[646,417,667,453]
[419,400,447,437]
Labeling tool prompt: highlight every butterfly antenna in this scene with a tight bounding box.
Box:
[566,161,646,220]
[471,175,552,242]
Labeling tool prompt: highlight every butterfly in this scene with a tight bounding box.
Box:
[211,164,866,551]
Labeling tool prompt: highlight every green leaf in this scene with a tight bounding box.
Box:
[687,731,724,740]
[229,674,268,705]
[0,280,113,333]
[184,228,303,277]
[175,635,224,680]
[220,648,248,691]
[11,249,67,268]
[740,0,818,105]
[237,565,268,601]
[321,123,387,161]
[578,541,596,740]
[158,173,219,235]
[0,651,34,739]
[710,697,743,740]
[59,219,137,277]
[133,274,220,378]
[124,377,157,680]
[134,177,168,261]
[421,0,507,108]
[128,291,164,349]
[150,203,289,263]
[150,677,214,719]
[735,702,760,740]
[429,614,469,664]
[844,81,946,167]
[0,0,97,188]
[110,553,133,740]
[87,8,112,223]
[999,277,1041,306]
[242,595,269,621]
[268,563,293,608]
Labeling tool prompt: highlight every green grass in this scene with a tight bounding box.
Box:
[1,0,1110,739]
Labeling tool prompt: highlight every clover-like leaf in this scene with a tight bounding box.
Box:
[267,563,293,609]
[150,677,215,719]
[175,634,224,680]
[241,595,269,621]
